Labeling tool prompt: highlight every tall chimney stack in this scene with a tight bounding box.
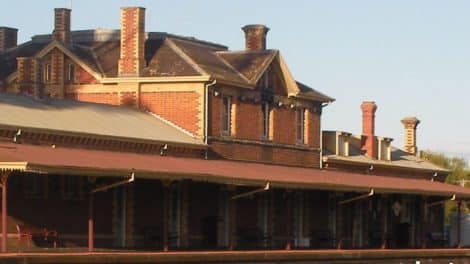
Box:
[118,7,146,77]
[0,27,18,52]
[361,101,377,158]
[242,24,269,51]
[401,117,420,155]
[53,8,71,43]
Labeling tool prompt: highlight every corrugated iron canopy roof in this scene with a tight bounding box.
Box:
[1,142,469,199]
[0,93,203,146]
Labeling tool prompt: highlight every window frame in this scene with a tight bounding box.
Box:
[44,63,52,83]
[221,96,231,136]
[296,108,305,144]
[67,63,75,83]
[261,102,271,140]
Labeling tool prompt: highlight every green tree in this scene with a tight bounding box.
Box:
[421,151,469,223]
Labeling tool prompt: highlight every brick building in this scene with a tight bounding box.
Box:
[0,6,469,263]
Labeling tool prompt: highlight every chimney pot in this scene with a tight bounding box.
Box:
[361,101,377,158]
[53,8,71,43]
[401,117,420,155]
[0,27,18,52]
[242,24,269,51]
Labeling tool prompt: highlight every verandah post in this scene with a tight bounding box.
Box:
[162,183,170,252]
[420,197,427,249]
[381,197,388,249]
[285,190,292,250]
[88,192,94,252]
[1,173,9,253]
[457,200,462,248]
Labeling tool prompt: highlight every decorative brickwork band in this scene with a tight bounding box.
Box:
[119,7,146,77]
[401,117,420,155]
[242,24,269,51]
[360,101,377,158]
[53,8,71,43]
[0,27,18,52]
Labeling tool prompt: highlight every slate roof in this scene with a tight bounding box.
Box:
[0,30,334,103]
[0,93,203,146]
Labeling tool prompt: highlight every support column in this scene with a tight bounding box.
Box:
[162,184,170,252]
[285,191,292,250]
[88,192,94,252]
[381,197,388,249]
[336,197,343,249]
[457,200,462,248]
[420,197,427,249]
[1,173,9,253]
[228,187,237,250]
[180,181,189,249]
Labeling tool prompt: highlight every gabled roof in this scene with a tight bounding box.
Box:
[0,30,334,103]
[0,41,48,79]
[0,93,203,146]
[217,50,277,83]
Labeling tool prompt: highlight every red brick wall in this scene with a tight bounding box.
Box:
[272,107,295,145]
[141,91,201,135]
[306,109,321,148]
[233,100,262,140]
[210,95,222,137]
[66,92,120,105]
[76,66,98,84]
[211,141,320,168]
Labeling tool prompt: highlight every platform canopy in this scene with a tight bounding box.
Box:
[1,142,469,199]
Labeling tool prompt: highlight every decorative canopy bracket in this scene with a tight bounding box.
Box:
[339,188,374,206]
[231,182,270,200]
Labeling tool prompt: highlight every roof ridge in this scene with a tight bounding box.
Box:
[217,49,278,55]
[215,53,250,83]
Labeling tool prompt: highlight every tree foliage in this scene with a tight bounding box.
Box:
[421,151,469,222]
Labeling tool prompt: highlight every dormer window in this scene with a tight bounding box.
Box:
[261,102,271,140]
[296,109,305,144]
[222,96,231,135]
[67,63,75,82]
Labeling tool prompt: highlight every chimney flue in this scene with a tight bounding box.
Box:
[53,8,71,43]
[118,7,146,77]
[401,117,420,155]
[361,101,377,158]
[242,24,269,51]
[0,27,18,52]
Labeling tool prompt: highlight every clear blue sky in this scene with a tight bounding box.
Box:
[2,0,469,162]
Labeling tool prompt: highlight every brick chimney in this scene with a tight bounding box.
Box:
[361,101,377,158]
[401,117,420,155]
[118,7,146,77]
[53,8,71,43]
[242,24,269,51]
[0,27,18,52]
[17,57,41,97]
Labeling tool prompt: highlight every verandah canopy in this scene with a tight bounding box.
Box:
[0,142,469,199]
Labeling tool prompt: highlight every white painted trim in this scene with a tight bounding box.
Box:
[101,75,211,84]
[0,162,28,171]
